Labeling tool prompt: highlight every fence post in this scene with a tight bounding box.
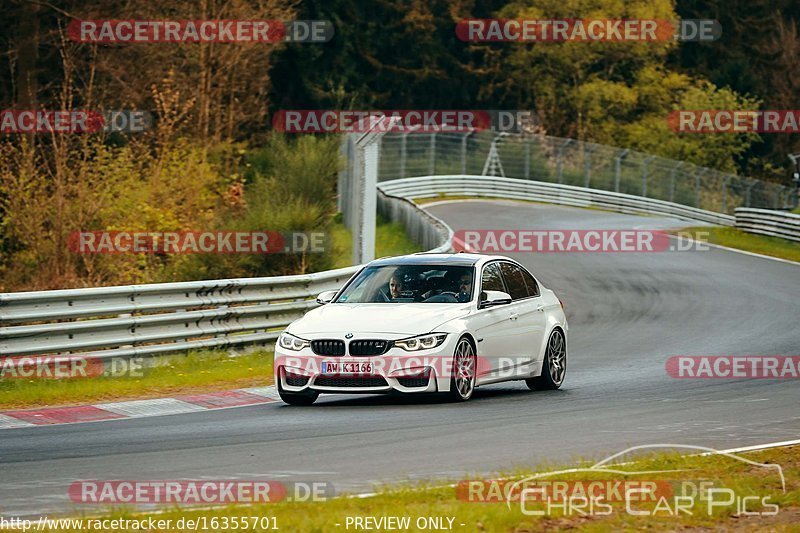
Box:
[556,139,572,184]
[429,133,436,175]
[694,168,707,209]
[352,116,398,264]
[460,133,468,175]
[721,175,730,213]
[400,132,407,179]
[641,156,655,198]
[614,149,628,192]
[583,143,597,188]
[524,140,531,179]
[337,135,354,216]
[669,161,682,203]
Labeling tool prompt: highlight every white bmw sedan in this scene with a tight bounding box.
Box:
[274,253,567,405]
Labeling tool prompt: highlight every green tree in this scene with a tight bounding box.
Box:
[487,0,761,171]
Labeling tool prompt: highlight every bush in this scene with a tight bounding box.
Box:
[0,134,344,291]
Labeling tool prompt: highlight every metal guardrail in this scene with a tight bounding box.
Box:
[0,190,452,359]
[0,268,357,358]
[377,188,454,252]
[735,208,800,242]
[379,175,736,226]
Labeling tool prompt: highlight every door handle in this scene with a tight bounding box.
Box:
[509,312,519,320]
[536,305,544,312]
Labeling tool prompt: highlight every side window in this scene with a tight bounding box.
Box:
[499,262,529,301]
[519,267,540,297]
[481,262,505,294]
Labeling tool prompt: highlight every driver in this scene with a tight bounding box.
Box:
[389,272,404,299]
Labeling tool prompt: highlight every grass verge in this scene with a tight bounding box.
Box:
[37,445,800,531]
[0,349,274,410]
[676,226,800,263]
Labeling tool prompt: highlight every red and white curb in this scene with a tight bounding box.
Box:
[0,385,280,429]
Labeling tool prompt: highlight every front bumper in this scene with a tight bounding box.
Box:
[279,365,439,394]
[274,336,458,394]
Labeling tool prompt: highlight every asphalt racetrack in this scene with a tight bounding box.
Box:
[2,200,799,518]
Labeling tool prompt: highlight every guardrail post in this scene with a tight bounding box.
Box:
[556,139,572,184]
[614,149,629,192]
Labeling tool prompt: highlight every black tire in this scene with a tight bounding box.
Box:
[278,379,319,406]
[526,328,566,391]
[446,337,477,402]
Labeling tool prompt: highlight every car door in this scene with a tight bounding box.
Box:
[470,261,517,379]
[499,261,546,376]
[517,265,548,364]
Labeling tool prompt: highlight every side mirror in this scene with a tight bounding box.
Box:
[316,290,338,305]
[479,290,512,309]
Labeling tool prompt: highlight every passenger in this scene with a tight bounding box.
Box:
[442,270,473,302]
[456,272,473,302]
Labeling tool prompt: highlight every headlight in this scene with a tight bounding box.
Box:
[394,333,448,351]
[278,332,310,351]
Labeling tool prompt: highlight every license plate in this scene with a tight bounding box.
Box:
[321,362,373,374]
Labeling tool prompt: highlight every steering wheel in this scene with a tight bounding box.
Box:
[424,292,458,303]
[439,291,471,303]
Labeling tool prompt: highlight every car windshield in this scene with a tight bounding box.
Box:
[334,265,475,304]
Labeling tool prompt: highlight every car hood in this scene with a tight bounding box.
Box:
[288,303,472,336]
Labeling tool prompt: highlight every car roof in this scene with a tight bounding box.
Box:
[367,252,510,268]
